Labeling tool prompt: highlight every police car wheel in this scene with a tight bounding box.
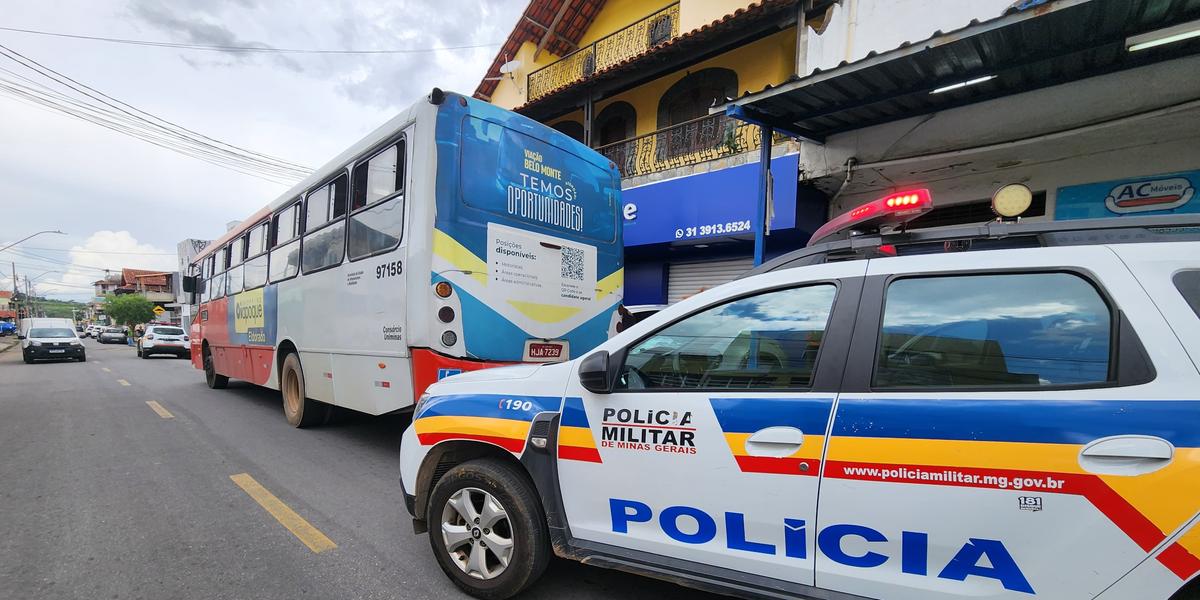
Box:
[428,458,549,599]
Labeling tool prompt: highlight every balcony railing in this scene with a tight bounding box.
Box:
[596,113,776,179]
[527,3,680,102]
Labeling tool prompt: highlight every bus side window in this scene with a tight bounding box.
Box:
[301,174,348,273]
[270,201,301,283]
[349,138,405,261]
[244,222,269,290]
[228,236,245,295]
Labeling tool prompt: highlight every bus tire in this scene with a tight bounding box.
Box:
[204,348,229,389]
[280,353,328,428]
[427,458,550,600]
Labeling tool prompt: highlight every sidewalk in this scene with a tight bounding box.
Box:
[0,338,19,354]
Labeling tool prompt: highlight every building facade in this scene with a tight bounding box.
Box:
[91,268,180,324]
[479,0,834,304]
[0,290,14,322]
[481,0,1200,304]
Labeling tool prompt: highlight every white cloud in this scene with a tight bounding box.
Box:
[24,231,177,300]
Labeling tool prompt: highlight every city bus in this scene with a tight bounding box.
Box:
[185,89,623,427]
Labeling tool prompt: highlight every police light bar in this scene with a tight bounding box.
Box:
[807,189,933,246]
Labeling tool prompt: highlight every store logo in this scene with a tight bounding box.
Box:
[1105,177,1194,214]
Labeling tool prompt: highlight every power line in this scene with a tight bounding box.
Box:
[0,42,314,183]
[0,52,310,176]
[0,25,501,55]
[16,246,177,256]
[0,81,302,185]
[0,77,305,184]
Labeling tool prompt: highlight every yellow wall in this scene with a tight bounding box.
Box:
[594,27,796,141]
[487,1,796,129]
[489,40,561,109]
[679,0,758,32]
[578,0,678,45]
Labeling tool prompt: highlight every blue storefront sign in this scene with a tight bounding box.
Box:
[621,154,800,246]
[1056,170,1200,220]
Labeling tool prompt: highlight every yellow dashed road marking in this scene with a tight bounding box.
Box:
[101,367,111,372]
[146,401,174,419]
[117,379,130,386]
[230,473,337,554]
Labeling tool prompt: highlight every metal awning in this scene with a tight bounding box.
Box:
[723,0,1200,143]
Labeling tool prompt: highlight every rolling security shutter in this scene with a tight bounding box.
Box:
[667,257,755,304]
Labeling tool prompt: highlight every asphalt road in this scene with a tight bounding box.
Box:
[0,338,725,600]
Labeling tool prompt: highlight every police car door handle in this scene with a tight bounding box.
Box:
[1078,435,1174,476]
[745,427,805,457]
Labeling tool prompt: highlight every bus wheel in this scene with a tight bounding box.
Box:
[280,353,328,428]
[204,348,228,389]
[427,458,550,600]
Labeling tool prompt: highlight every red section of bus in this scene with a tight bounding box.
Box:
[411,349,512,401]
[192,299,272,386]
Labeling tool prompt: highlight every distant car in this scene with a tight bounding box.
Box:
[0,321,15,336]
[21,325,85,363]
[84,325,101,338]
[97,327,127,344]
[137,325,190,359]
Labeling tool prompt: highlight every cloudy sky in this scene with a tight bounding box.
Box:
[0,0,524,300]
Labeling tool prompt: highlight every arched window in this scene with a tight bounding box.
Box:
[656,68,738,159]
[594,101,637,147]
[551,120,585,143]
[657,68,738,129]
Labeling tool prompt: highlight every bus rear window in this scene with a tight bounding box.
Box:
[459,116,617,243]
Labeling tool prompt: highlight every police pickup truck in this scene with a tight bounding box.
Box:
[400,187,1200,600]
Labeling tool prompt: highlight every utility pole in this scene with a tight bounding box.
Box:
[10,262,17,319]
[25,276,35,318]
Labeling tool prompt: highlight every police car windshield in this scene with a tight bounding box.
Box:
[30,328,75,338]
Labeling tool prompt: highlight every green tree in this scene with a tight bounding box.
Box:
[103,294,155,328]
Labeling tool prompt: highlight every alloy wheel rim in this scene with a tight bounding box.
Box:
[440,487,514,580]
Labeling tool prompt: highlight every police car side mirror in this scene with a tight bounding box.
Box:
[579,351,613,394]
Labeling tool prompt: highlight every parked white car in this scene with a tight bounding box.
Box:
[136,325,190,359]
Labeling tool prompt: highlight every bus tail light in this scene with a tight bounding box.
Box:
[808,189,933,246]
[434,281,453,298]
[437,307,455,323]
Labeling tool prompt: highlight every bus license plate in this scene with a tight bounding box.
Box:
[524,340,568,362]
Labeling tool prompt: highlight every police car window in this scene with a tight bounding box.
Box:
[616,284,837,391]
[874,273,1112,389]
[1175,270,1200,319]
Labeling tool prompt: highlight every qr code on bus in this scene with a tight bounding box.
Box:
[561,246,585,281]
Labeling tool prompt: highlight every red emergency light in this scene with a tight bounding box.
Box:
[807,189,933,246]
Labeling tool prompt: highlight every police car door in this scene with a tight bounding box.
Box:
[816,247,1200,600]
[557,261,866,588]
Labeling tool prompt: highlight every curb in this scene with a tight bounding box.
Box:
[0,340,18,354]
